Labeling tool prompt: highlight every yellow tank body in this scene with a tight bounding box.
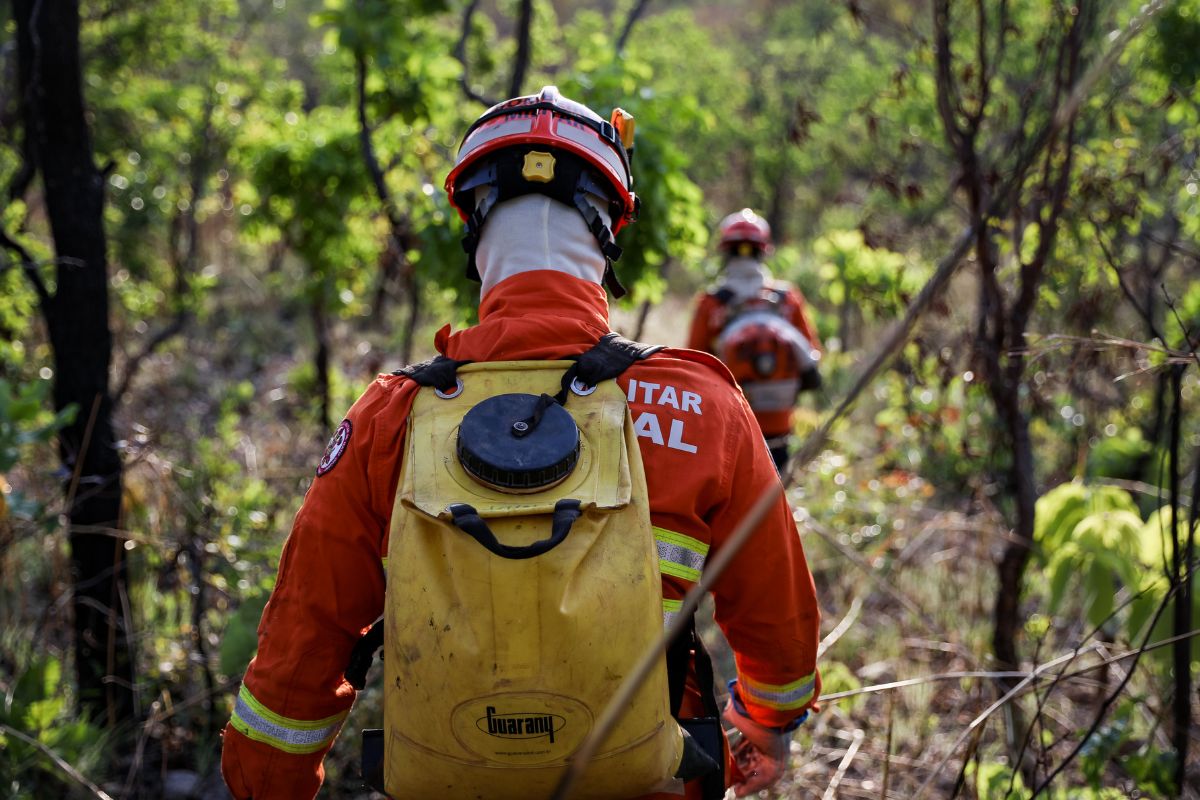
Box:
[384,361,682,799]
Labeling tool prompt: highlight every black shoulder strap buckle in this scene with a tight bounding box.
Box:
[394,355,472,392]
[555,332,662,401]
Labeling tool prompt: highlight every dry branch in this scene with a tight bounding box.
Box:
[0,723,115,800]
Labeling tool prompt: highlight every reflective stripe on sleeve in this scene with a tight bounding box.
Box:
[654,527,708,583]
[662,598,683,629]
[739,672,817,711]
[230,685,347,755]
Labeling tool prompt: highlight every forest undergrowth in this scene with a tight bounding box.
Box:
[4,2,1200,796]
[4,278,1198,799]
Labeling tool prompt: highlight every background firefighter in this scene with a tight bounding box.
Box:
[687,209,823,472]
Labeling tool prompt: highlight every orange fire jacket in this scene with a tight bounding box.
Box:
[221,271,821,800]
[686,283,821,439]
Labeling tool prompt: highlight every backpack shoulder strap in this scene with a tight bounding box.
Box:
[573,332,663,387]
[552,332,662,404]
[393,355,473,392]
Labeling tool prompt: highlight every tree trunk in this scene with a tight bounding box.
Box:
[15,0,134,724]
[990,379,1037,671]
[311,292,331,430]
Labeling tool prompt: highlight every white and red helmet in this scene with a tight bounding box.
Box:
[445,86,637,232]
[444,87,639,295]
[717,208,773,255]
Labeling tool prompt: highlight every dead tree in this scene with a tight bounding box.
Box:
[11,0,134,725]
[932,0,1087,678]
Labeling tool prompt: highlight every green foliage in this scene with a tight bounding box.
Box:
[1034,483,1140,558]
[816,661,863,712]
[0,379,75,524]
[553,15,710,303]
[813,229,926,328]
[1034,481,1200,673]
[0,655,108,799]
[2,0,1199,794]
[0,379,74,474]
[1079,703,1175,795]
[219,589,270,677]
[1151,0,1200,89]
[1085,428,1153,481]
[968,758,1026,799]
[1035,483,1147,630]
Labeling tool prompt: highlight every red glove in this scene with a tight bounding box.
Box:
[722,684,802,797]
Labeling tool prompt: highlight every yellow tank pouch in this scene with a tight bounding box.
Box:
[384,360,683,798]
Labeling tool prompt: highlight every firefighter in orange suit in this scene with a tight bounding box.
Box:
[687,209,822,471]
[221,88,820,799]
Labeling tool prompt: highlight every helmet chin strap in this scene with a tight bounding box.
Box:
[475,195,619,299]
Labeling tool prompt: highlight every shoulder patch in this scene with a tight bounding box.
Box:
[317,419,353,476]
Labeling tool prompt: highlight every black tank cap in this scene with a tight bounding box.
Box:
[456,393,581,492]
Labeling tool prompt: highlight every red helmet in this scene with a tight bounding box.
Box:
[717,208,772,254]
[444,86,638,295]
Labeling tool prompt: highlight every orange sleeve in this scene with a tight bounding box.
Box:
[787,288,821,353]
[706,394,821,729]
[221,377,415,800]
[686,293,719,353]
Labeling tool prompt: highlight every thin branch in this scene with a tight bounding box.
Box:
[1145,232,1200,262]
[817,594,863,658]
[355,43,420,342]
[616,0,652,52]
[0,224,52,308]
[916,563,1185,798]
[508,0,533,98]
[971,0,989,128]
[1030,578,1179,796]
[821,728,864,800]
[821,664,1079,704]
[356,47,412,238]
[1090,211,1166,343]
[112,314,187,404]
[7,150,35,204]
[1096,476,1191,508]
[1162,284,1200,369]
[453,0,497,107]
[933,0,969,156]
[803,517,945,637]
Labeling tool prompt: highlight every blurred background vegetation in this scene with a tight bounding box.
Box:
[2,0,1200,797]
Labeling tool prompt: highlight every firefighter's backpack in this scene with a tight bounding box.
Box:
[713,286,821,414]
[371,334,700,799]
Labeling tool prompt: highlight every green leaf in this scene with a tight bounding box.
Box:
[1034,482,1089,555]
[219,591,270,677]
[1084,559,1115,629]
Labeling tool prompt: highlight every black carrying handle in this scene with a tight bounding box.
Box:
[447,499,581,559]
